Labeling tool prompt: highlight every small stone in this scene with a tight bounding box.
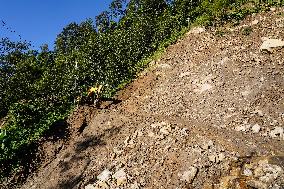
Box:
[241,90,250,96]
[217,153,226,162]
[230,167,241,176]
[199,83,213,93]
[158,63,172,69]
[137,131,143,137]
[96,181,109,189]
[160,126,171,135]
[243,168,253,176]
[113,147,123,155]
[269,127,284,138]
[179,72,191,78]
[130,182,139,189]
[254,166,265,177]
[113,168,127,186]
[124,136,131,145]
[260,76,264,82]
[158,134,165,140]
[270,7,276,11]
[253,110,264,117]
[179,167,198,183]
[252,124,261,133]
[270,120,278,126]
[251,19,259,25]
[235,125,247,132]
[148,132,155,138]
[202,140,214,150]
[247,180,267,189]
[208,155,216,163]
[151,122,167,128]
[117,178,127,186]
[180,128,189,136]
[208,140,214,147]
[218,176,239,188]
[97,169,112,181]
[85,184,96,189]
[258,159,269,166]
[188,27,205,34]
[203,182,214,189]
[219,57,230,65]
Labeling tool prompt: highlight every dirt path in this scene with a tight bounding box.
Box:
[17,8,284,189]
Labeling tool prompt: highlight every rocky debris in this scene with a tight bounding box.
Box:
[151,121,167,128]
[246,180,268,189]
[130,182,140,189]
[243,168,253,176]
[218,157,284,189]
[202,140,214,150]
[252,110,264,117]
[218,153,226,162]
[251,19,259,25]
[157,63,172,69]
[260,38,284,52]
[269,127,284,139]
[86,167,128,189]
[247,158,283,188]
[235,124,251,132]
[179,71,191,78]
[95,181,110,189]
[208,155,216,163]
[179,166,198,183]
[85,184,96,189]
[97,169,112,182]
[218,57,230,65]
[112,168,127,186]
[206,152,226,164]
[180,128,189,137]
[124,136,134,147]
[188,27,205,34]
[252,124,261,133]
[194,83,213,93]
[159,124,172,135]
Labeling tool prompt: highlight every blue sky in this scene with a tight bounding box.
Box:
[0,0,113,50]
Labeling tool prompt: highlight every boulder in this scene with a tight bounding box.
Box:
[260,38,284,52]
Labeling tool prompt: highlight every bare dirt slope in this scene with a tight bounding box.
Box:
[18,8,284,189]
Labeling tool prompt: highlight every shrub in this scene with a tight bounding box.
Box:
[242,26,253,36]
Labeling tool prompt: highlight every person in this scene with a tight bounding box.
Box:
[87,84,103,106]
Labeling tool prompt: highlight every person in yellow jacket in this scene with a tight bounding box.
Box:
[87,84,103,105]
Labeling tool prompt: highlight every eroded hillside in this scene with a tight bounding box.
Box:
[16,7,284,189]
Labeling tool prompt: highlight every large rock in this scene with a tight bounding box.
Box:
[251,124,261,133]
[179,167,198,183]
[260,38,284,52]
[97,169,112,181]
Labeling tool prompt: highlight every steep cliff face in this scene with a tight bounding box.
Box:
[13,7,284,189]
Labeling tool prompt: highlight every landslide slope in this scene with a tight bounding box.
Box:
[19,8,284,189]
